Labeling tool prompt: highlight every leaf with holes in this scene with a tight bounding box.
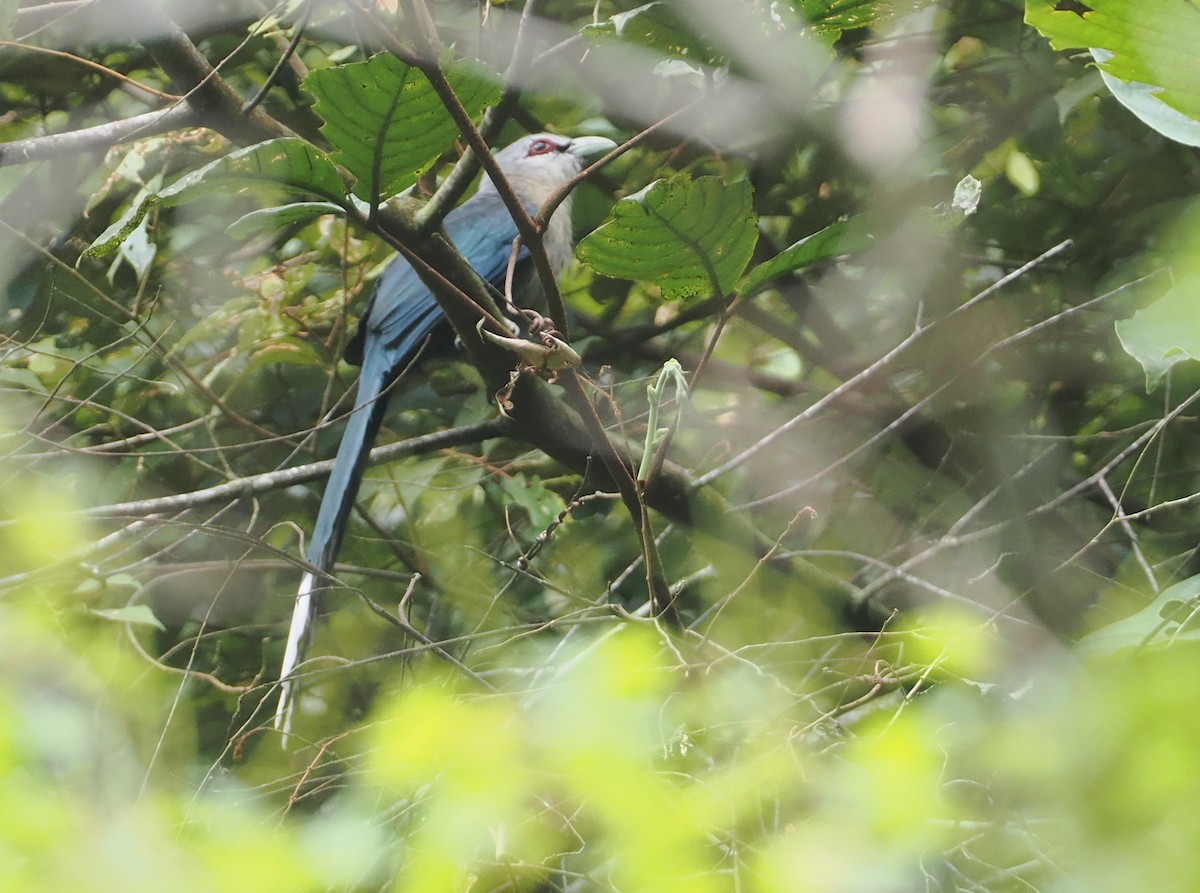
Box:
[306,53,500,203]
[578,175,757,300]
[792,0,898,38]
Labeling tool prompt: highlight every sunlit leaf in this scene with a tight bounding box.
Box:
[1090,48,1200,147]
[105,213,156,284]
[1005,147,1040,195]
[950,174,983,216]
[1025,0,1200,125]
[792,0,897,36]
[1078,574,1200,655]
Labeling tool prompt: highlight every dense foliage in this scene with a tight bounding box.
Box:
[3,1,1200,890]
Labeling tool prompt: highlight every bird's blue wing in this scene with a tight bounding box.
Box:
[362,191,531,369]
[443,190,534,296]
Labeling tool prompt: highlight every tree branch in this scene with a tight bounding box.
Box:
[130,0,294,145]
[0,105,198,167]
[88,418,513,518]
[412,0,547,233]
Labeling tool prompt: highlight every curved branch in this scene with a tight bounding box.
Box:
[0,105,198,167]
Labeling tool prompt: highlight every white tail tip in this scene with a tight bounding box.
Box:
[275,571,316,740]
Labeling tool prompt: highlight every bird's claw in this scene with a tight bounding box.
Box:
[476,319,582,370]
[479,320,582,416]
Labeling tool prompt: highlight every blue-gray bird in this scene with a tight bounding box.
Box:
[276,133,615,734]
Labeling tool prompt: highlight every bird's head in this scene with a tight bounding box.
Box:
[482,133,617,206]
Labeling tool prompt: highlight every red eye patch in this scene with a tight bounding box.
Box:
[527,138,561,156]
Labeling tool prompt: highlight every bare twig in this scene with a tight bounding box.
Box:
[699,239,1075,487]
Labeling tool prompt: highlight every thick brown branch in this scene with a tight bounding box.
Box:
[131,0,293,145]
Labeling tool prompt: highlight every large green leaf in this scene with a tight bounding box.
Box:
[305,53,500,203]
[83,139,347,259]
[92,604,165,631]
[160,137,348,203]
[1025,0,1200,124]
[1114,273,1200,391]
[578,175,758,300]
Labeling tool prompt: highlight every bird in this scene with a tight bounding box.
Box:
[275,132,617,735]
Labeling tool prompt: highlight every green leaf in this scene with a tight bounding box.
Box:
[491,475,564,531]
[0,366,48,394]
[1078,574,1200,656]
[92,605,165,631]
[584,2,722,65]
[1025,0,1200,127]
[84,197,159,264]
[159,137,348,205]
[792,0,896,37]
[578,175,758,300]
[306,53,500,203]
[83,139,347,259]
[1005,147,1040,196]
[1114,273,1200,390]
[1090,47,1200,147]
[740,217,869,295]
[226,201,345,240]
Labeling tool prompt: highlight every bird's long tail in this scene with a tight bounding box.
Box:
[275,348,394,737]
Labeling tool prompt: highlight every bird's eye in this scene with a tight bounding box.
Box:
[527,138,559,156]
